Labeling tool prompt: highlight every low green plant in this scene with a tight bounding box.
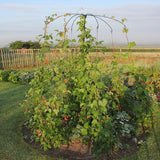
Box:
[0,69,14,81]
[8,70,21,83]
[0,69,34,84]
[19,71,34,84]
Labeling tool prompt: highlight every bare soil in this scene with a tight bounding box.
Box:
[22,125,149,160]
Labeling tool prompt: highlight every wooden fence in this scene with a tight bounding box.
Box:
[0,49,65,69]
[0,48,160,69]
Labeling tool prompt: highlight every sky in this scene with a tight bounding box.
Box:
[0,0,160,48]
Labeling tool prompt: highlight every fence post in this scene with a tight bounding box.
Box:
[0,49,4,70]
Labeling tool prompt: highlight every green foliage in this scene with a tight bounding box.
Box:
[0,69,14,81]
[0,69,34,84]
[20,13,159,158]
[21,54,156,156]
[9,40,40,49]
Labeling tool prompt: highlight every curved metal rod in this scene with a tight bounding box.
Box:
[96,16,114,48]
[70,15,81,34]
[97,15,129,43]
[96,17,113,33]
[44,13,129,45]
[64,14,79,30]
[91,15,100,41]
[63,15,78,40]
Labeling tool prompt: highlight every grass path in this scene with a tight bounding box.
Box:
[0,82,54,160]
[0,82,160,160]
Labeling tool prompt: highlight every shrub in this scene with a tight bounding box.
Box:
[21,13,156,158]
[21,53,155,156]
[0,69,14,81]
[0,69,34,84]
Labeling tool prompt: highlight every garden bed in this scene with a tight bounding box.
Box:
[22,124,149,160]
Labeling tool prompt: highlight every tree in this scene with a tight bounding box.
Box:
[9,41,41,49]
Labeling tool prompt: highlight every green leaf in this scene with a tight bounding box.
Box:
[122,53,129,59]
[128,41,136,49]
[122,28,128,33]
[137,87,143,95]
[81,128,88,135]
[84,122,89,129]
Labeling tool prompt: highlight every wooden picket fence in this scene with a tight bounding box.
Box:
[1,48,160,69]
[0,48,106,69]
[0,48,67,69]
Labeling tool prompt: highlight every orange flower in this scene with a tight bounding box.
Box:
[105,116,109,119]
[103,70,106,74]
[64,115,69,121]
[53,52,58,56]
[153,113,156,117]
[43,100,47,103]
[64,117,68,121]
[43,120,46,124]
[75,140,80,143]
[78,114,80,117]
[64,79,68,83]
[26,108,28,112]
[101,120,103,123]
[87,116,89,119]
[44,59,49,64]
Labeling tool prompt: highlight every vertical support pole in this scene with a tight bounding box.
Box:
[82,14,87,43]
[0,49,4,70]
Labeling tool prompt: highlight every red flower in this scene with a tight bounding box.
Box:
[101,120,103,123]
[26,108,28,112]
[116,105,122,110]
[36,130,40,134]
[44,59,49,64]
[43,120,46,124]
[21,48,26,53]
[41,96,44,99]
[157,95,160,99]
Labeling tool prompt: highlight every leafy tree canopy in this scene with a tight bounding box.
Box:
[9,40,41,49]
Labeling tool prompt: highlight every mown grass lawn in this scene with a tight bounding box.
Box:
[0,81,160,160]
[0,82,55,160]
